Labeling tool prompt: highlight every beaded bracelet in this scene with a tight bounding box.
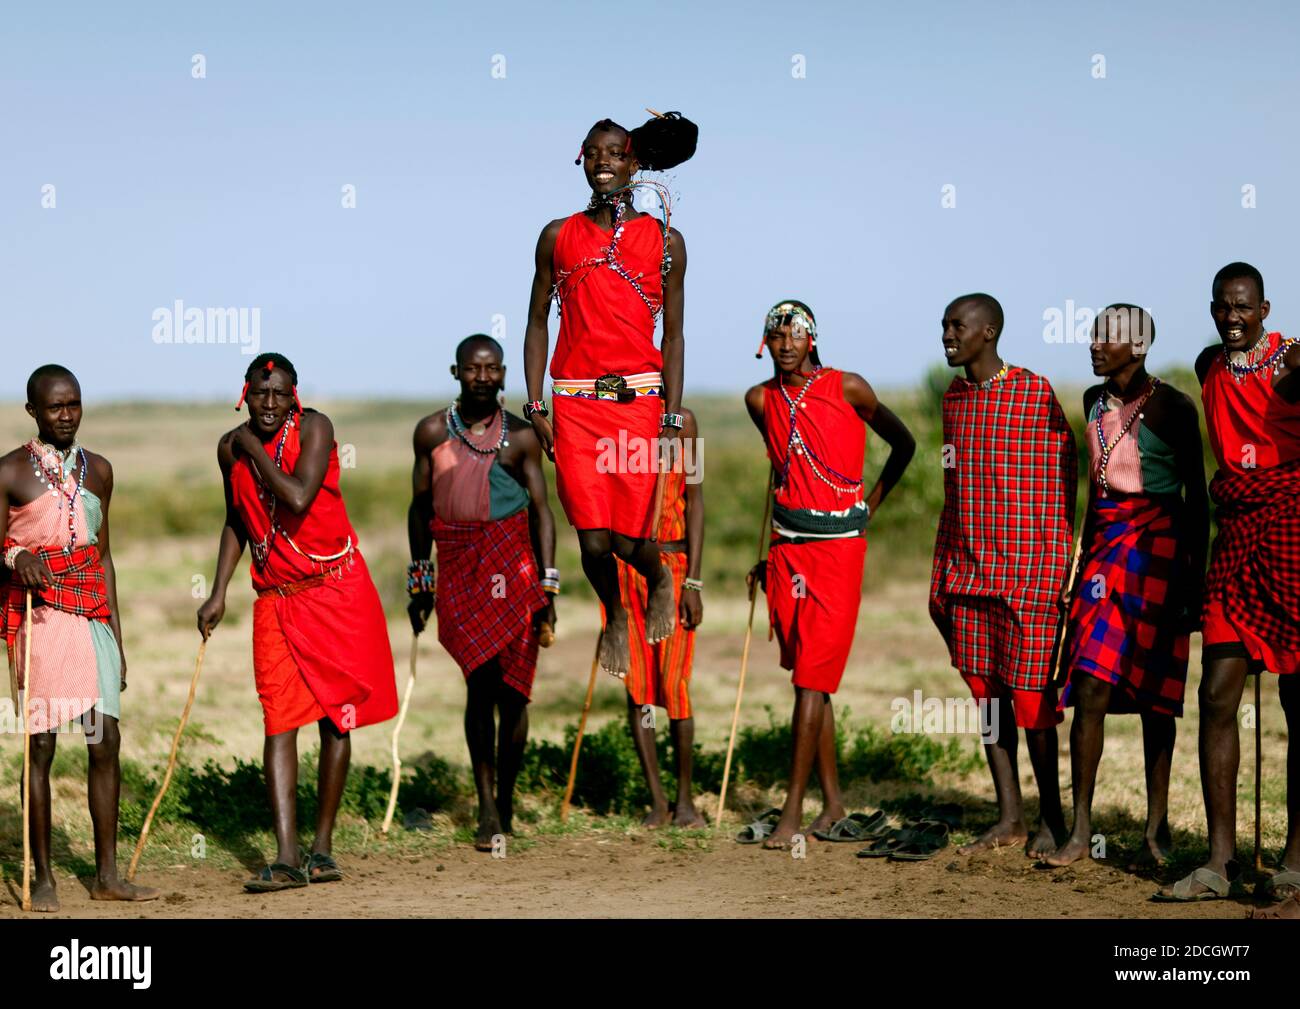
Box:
[407,559,436,596]
[540,566,561,595]
[3,545,26,570]
[523,400,548,420]
[683,577,703,593]
[660,412,685,430]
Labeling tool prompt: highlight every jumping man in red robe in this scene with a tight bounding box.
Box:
[524,112,696,677]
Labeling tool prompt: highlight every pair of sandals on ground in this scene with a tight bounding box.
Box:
[244,851,343,893]
[736,803,962,861]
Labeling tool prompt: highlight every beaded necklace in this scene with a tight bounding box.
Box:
[248,416,355,570]
[26,438,88,552]
[552,179,674,322]
[1224,332,1298,384]
[776,369,864,495]
[1094,376,1159,498]
[970,360,1010,391]
[448,403,508,454]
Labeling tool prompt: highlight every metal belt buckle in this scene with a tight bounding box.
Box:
[595,373,634,403]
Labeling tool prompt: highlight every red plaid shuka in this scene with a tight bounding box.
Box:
[1203,456,1300,661]
[1062,495,1189,715]
[930,366,1077,692]
[430,509,548,700]
[1,543,111,645]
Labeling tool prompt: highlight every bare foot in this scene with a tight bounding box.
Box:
[762,811,802,850]
[1041,835,1091,867]
[642,804,672,828]
[27,878,59,913]
[599,614,630,678]
[90,878,161,902]
[475,813,503,852]
[805,806,845,839]
[644,568,677,644]
[1127,836,1171,872]
[1026,823,1064,859]
[957,820,1028,855]
[672,802,706,828]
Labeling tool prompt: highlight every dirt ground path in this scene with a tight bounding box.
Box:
[0,831,1257,920]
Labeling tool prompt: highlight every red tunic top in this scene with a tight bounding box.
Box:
[550,212,664,380]
[762,368,867,514]
[1202,332,1300,474]
[230,416,358,591]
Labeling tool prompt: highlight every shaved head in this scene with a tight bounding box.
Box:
[26,364,79,406]
[948,293,1004,340]
[455,333,504,366]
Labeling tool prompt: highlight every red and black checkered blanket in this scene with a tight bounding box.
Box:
[1204,457,1300,656]
[1,542,111,644]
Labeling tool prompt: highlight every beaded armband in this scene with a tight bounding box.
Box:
[407,559,436,596]
[3,545,26,570]
[540,567,560,595]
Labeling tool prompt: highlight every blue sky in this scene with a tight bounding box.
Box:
[2,0,1297,402]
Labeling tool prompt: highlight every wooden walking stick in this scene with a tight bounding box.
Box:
[382,630,421,835]
[1254,672,1263,872]
[127,636,208,881]
[560,633,603,822]
[1051,530,1087,688]
[21,590,33,911]
[714,469,775,832]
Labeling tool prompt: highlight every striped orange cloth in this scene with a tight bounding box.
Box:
[606,550,694,719]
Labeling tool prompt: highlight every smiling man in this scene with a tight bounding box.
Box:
[408,334,557,850]
[0,365,160,912]
[523,112,696,677]
[197,353,397,893]
[1157,263,1300,910]
[930,293,1076,858]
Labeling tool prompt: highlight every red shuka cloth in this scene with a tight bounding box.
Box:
[930,367,1077,693]
[550,212,664,380]
[549,212,666,537]
[230,416,397,733]
[761,369,868,693]
[1202,332,1300,475]
[431,510,546,700]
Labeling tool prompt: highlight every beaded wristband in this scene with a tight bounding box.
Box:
[683,577,703,592]
[523,400,548,420]
[3,545,26,570]
[540,567,561,595]
[660,412,685,430]
[407,559,436,596]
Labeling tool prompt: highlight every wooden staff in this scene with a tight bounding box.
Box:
[381,631,421,835]
[1254,672,1263,872]
[21,590,32,911]
[714,469,774,832]
[560,633,603,822]
[1050,530,1087,688]
[127,637,208,881]
[648,434,670,544]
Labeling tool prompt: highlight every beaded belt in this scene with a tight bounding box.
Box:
[257,555,352,598]
[552,371,663,402]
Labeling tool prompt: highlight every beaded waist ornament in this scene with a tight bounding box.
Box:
[552,371,664,401]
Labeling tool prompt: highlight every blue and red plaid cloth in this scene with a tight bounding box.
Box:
[1203,456,1300,659]
[430,509,547,699]
[1,542,111,645]
[1062,495,1189,715]
[930,366,1077,692]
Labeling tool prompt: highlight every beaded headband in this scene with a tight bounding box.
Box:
[235,359,303,414]
[757,302,818,358]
